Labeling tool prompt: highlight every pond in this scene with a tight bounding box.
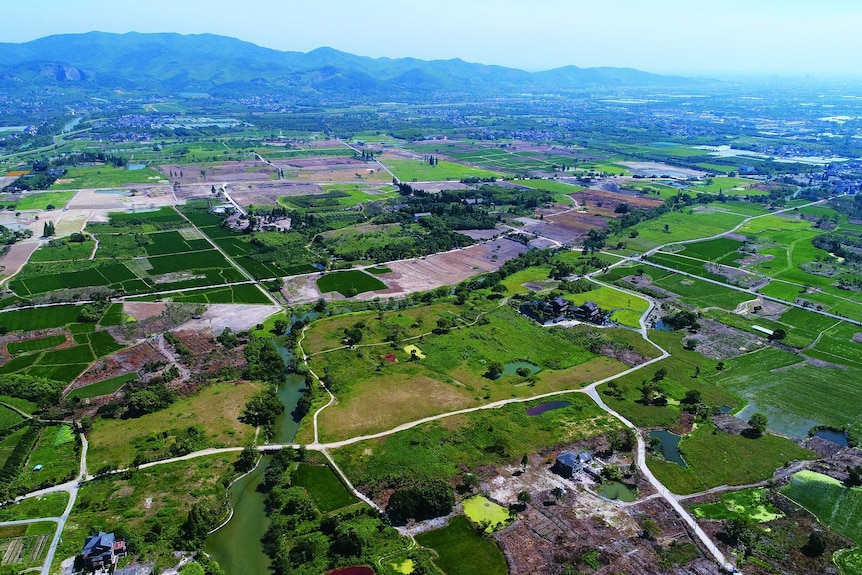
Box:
[598,481,637,502]
[205,456,272,575]
[654,319,673,332]
[328,567,375,575]
[649,429,687,468]
[126,163,147,170]
[814,429,850,447]
[526,400,571,416]
[502,361,541,377]
[719,405,733,414]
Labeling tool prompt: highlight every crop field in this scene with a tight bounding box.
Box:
[0,428,28,468]
[0,305,83,332]
[781,471,862,544]
[316,270,386,297]
[154,283,271,304]
[651,272,753,310]
[293,463,357,513]
[51,165,165,189]
[0,405,23,430]
[499,265,554,294]
[7,335,66,355]
[613,209,747,253]
[689,488,783,522]
[4,191,76,211]
[647,252,728,280]
[678,238,744,262]
[0,395,36,415]
[14,425,79,493]
[87,383,257,468]
[28,241,93,263]
[384,158,503,181]
[416,515,507,575]
[66,373,137,400]
[447,148,577,173]
[0,492,68,522]
[687,176,758,194]
[513,179,585,199]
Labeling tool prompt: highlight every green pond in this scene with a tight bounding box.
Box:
[205,456,273,575]
[598,481,637,502]
[502,361,541,376]
[650,429,687,467]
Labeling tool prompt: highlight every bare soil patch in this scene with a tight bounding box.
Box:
[123,302,167,321]
[177,304,280,333]
[0,240,40,284]
[65,188,175,211]
[70,341,163,390]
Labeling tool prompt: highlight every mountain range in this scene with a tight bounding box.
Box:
[0,32,687,100]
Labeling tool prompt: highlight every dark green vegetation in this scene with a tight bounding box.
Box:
[416,515,508,575]
[781,471,862,544]
[293,463,358,513]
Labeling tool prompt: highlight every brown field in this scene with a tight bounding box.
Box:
[159,162,277,185]
[6,170,30,178]
[0,240,40,284]
[571,188,664,217]
[317,373,474,441]
[282,238,528,305]
[64,188,174,211]
[123,302,167,322]
[520,212,608,245]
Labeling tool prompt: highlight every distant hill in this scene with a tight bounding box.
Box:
[0,32,689,100]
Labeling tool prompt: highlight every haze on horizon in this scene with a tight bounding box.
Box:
[3,0,862,78]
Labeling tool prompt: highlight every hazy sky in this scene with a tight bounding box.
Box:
[3,0,861,76]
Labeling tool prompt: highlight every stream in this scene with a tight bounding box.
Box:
[205,337,306,574]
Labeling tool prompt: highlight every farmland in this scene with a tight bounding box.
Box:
[384,158,503,182]
[416,515,508,575]
[781,471,862,544]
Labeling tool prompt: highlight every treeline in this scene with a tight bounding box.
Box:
[0,423,43,501]
[0,374,64,408]
[812,233,862,265]
[40,151,128,170]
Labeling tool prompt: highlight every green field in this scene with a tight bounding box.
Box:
[0,492,68,521]
[385,158,503,182]
[66,373,137,400]
[0,404,23,430]
[7,335,67,355]
[416,515,508,575]
[564,284,649,328]
[316,270,386,297]
[293,463,357,513]
[14,425,80,493]
[0,305,83,332]
[614,209,747,253]
[52,165,165,190]
[678,238,744,262]
[688,176,758,194]
[835,547,862,575]
[515,178,585,201]
[781,471,862,544]
[3,191,76,211]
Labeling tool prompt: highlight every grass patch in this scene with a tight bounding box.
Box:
[317,270,386,297]
[0,305,83,332]
[52,165,165,190]
[385,158,504,182]
[293,463,357,513]
[4,191,76,211]
[87,383,257,469]
[14,425,80,494]
[0,492,68,521]
[416,515,507,575]
[690,488,783,522]
[611,209,747,253]
[462,495,510,532]
[0,404,23,430]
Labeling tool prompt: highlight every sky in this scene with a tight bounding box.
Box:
[3,0,862,76]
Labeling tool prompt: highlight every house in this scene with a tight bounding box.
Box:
[553,451,582,478]
[261,217,291,233]
[573,301,602,323]
[79,532,126,573]
[413,212,433,221]
[550,296,570,315]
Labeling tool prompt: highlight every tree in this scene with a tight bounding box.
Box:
[239,389,284,427]
[273,318,289,336]
[747,412,768,438]
[42,221,55,237]
[801,531,827,557]
[682,389,702,405]
[235,443,259,473]
[485,361,504,379]
[768,328,787,341]
[663,223,670,234]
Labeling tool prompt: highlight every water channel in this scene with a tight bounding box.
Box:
[205,337,306,574]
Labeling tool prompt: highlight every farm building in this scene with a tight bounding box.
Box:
[78,532,126,573]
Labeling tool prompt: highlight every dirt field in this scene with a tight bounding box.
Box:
[0,240,40,285]
[64,188,175,211]
[176,303,280,333]
[519,212,608,245]
[123,302,168,322]
[159,162,276,185]
[282,239,528,304]
[69,341,163,390]
[620,162,706,179]
[573,188,664,217]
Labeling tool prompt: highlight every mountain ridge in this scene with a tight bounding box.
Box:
[0,31,691,99]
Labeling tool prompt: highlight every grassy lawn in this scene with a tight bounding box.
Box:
[0,404,24,430]
[293,463,357,513]
[52,166,165,189]
[515,178,585,200]
[563,284,649,328]
[499,265,553,294]
[678,238,744,262]
[317,270,386,297]
[4,191,76,211]
[384,158,503,182]
[87,383,257,469]
[688,176,757,194]
[781,471,862,544]
[416,515,508,575]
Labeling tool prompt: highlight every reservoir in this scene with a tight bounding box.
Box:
[649,429,686,467]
